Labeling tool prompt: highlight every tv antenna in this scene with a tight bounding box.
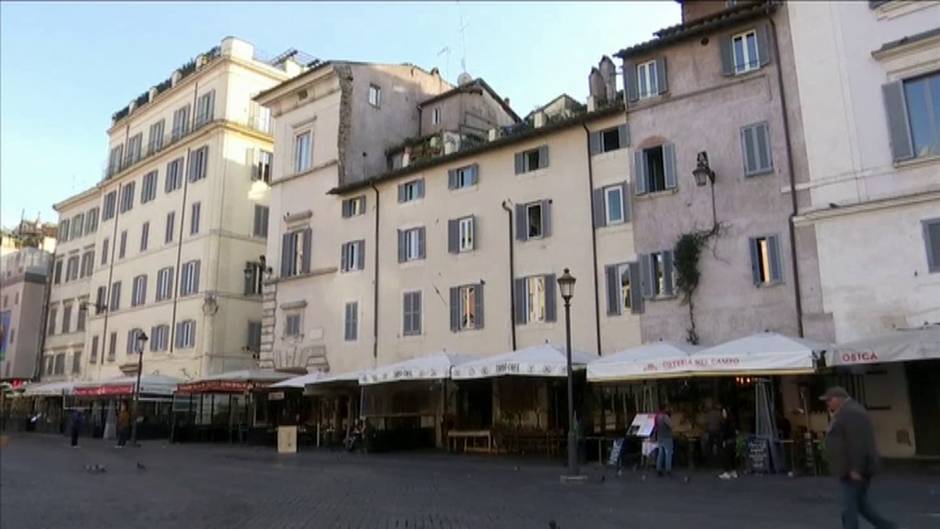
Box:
[457,0,469,75]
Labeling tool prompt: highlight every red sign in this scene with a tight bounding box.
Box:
[176,380,259,394]
[839,351,879,364]
[73,384,135,397]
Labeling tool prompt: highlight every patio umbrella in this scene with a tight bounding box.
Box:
[830,324,940,366]
[359,352,478,385]
[451,343,593,380]
[587,341,703,382]
[694,332,829,376]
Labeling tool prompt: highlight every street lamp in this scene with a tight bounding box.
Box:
[556,269,578,477]
[129,330,148,446]
[692,151,718,231]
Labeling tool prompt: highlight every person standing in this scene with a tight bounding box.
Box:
[821,387,898,529]
[116,403,130,447]
[654,407,674,477]
[68,408,83,448]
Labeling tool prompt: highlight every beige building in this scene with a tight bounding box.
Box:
[1,247,53,381]
[43,37,303,384]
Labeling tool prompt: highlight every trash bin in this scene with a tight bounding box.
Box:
[277,426,297,453]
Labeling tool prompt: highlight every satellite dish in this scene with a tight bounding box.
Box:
[457,72,473,86]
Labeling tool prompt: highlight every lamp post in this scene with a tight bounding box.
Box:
[693,151,718,231]
[556,269,578,477]
[130,330,148,446]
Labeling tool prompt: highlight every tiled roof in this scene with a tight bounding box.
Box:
[419,78,522,123]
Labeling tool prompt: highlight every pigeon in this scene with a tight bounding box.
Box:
[548,521,559,529]
[682,475,691,484]
[600,475,606,483]
[136,461,147,471]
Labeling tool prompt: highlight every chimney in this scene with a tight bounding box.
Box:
[599,56,617,103]
[533,111,547,128]
[588,67,606,104]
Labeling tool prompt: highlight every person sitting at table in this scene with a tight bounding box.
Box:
[654,407,674,477]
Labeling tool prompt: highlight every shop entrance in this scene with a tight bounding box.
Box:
[906,359,940,456]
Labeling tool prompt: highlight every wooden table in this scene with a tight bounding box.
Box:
[447,429,493,454]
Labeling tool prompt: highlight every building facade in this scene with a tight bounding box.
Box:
[1,248,52,382]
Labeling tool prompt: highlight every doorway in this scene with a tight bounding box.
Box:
[906,360,940,456]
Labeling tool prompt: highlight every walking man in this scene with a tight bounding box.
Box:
[654,407,673,477]
[821,387,898,529]
[68,408,83,448]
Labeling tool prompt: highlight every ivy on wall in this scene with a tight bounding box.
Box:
[674,224,722,345]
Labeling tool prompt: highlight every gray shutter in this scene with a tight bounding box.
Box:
[544,274,557,322]
[663,143,677,189]
[621,181,631,222]
[360,195,366,212]
[193,261,201,292]
[397,229,406,263]
[768,235,782,283]
[589,132,602,155]
[301,228,312,273]
[254,205,263,232]
[629,262,644,314]
[471,216,478,250]
[356,240,365,270]
[341,200,350,218]
[515,204,527,241]
[514,152,524,175]
[397,183,406,203]
[475,284,484,328]
[656,56,668,94]
[639,254,653,299]
[416,179,425,198]
[448,219,458,253]
[757,123,772,172]
[280,233,290,276]
[662,251,674,297]
[593,188,606,228]
[634,150,647,195]
[403,292,412,334]
[340,243,348,272]
[469,164,479,185]
[448,169,458,189]
[624,61,638,102]
[244,263,253,294]
[618,124,630,147]
[756,24,772,66]
[449,287,459,331]
[749,238,762,286]
[882,81,914,162]
[538,145,549,169]
[719,34,734,76]
[513,278,527,325]
[541,200,552,238]
[741,125,756,175]
[418,227,426,258]
[605,265,620,315]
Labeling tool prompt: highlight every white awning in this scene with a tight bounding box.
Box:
[359,352,478,385]
[693,332,827,376]
[22,381,77,397]
[830,324,940,366]
[587,342,704,382]
[74,374,181,397]
[451,343,594,380]
[270,371,325,389]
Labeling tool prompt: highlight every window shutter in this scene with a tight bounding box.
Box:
[514,152,524,175]
[621,181,631,222]
[397,229,406,263]
[356,240,365,270]
[749,238,762,286]
[341,200,350,218]
[618,124,630,147]
[640,254,654,299]
[655,57,668,94]
[469,164,479,185]
[448,169,458,189]
[544,274,557,322]
[719,34,734,76]
[360,195,366,212]
[254,206,263,233]
[244,263,253,294]
[624,61,639,102]
[193,261,201,293]
[471,216,478,250]
[634,150,647,195]
[513,278,527,325]
[605,265,620,315]
[768,235,782,283]
[301,228,312,273]
[757,123,772,172]
[662,251,674,297]
[449,287,459,332]
[756,24,772,66]
[475,284,484,329]
[741,125,756,175]
[397,183,406,203]
[448,219,458,254]
[416,179,425,198]
[629,262,644,314]
[663,143,678,189]
[538,145,549,169]
[340,243,348,272]
[417,227,426,258]
[881,81,914,162]
[404,292,412,334]
[541,200,552,238]
[593,189,607,228]
[589,132,602,155]
[515,204,527,241]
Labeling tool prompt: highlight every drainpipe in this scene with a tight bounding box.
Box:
[501,200,517,351]
[581,123,603,357]
[33,249,57,381]
[97,182,124,380]
[370,183,381,365]
[768,13,805,337]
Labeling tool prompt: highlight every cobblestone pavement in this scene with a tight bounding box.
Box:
[2,433,939,529]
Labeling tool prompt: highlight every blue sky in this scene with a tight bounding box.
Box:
[0,1,679,229]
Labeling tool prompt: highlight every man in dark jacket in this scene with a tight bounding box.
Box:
[822,387,898,529]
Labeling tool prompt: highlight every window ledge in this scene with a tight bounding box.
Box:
[874,1,939,21]
[647,294,678,302]
[635,188,678,200]
[517,168,548,179]
[450,184,480,194]
[274,266,338,284]
[400,259,426,269]
[756,281,785,289]
[895,153,940,170]
[745,168,775,178]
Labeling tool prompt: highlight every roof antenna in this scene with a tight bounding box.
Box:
[457,0,469,77]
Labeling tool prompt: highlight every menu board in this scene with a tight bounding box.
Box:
[626,413,657,438]
[607,438,624,467]
[746,436,771,474]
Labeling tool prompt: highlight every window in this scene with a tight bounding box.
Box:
[47,307,57,335]
[85,207,99,234]
[108,144,124,175]
[397,227,426,263]
[285,314,301,337]
[255,150,273,183]
[180,260,201,296]
[450,284,484,332]
[634,144,677,195]
[749,235,783,286]
[924,218,940,273]
[513,274,556,325]
[118,230,127,259]
[66,256,79,281]
[141,170,158,203]
[432,107,441,125]
[150,324,170,352]
[140,222,149,252]
[249,101,272,133]
[397,178,425,203]
[101,238,109,265]
[741,122,773,176]
[45,357,53,376]
[294,131,312,173]
[344,302,358,341]
[76,298,87,331]
[148,119,165,154]
[640,251,675,298]
[102,191,117,220]
[175,320,196,349]
[165,158,184,192]
[188,146,208,182]
[341,240,365,272]
[606,262,642,315]
[514,146,549,174]
[247,321,262,353]
[58,219,70,242]
[590,126,629,156]
[637,60,659,99]
[165,212,175,243]
[95,286,106,315]
[172,104,191,140]
[594,182,630,228]
[448,164,478,190]
[280,228,311,277]
[399,290,422,336]
[156,267,174,301]
[341,196,366,218]
[53,259,63,284]
[126,328,145,355]
[54,354,65,376]
[126,133,142,166]
[120,181,135,213]
[368,84,381,107]
[190,202,201,235]
[89,336,99,364]
[605,185,625,225]
[80,251,94,277]
[61,303,72,334]
[244,261,264,295]
[515,201,552,241]
[732,30,759,74]
[70,213,84,239]
[448,216,476,253]
[253,205,269,238]
[194,90,215,128]
[107,332,117,361]
[131,274,147,307]
[110,281,121,311]
[891,72,940,160]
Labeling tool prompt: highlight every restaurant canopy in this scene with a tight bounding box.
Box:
[302,370,364,395]
[176,369,296,394]
[22,381,77,397]
[830,324,940,367]
[359,352,478,385]
[74,374,180,397]
[269,371,325,389]
[694,332,827,376]
[587,342,703,382]
[451,343,593,380]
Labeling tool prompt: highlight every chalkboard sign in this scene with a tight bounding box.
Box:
[607,438,625,467]
[746,436,771,474]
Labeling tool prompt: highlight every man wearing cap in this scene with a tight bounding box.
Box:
[821,386,898,529]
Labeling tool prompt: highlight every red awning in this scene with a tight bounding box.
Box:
[73,384,135,397]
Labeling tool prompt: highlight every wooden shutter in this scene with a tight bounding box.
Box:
[621,181,631,222]
[589,131,602,155]
[449,287,460,332]
[513,278,527,325]
[756,24,772,66]
[719,34,734,76]
[475,284,484,329]
[656,57,668,94]
[416,179,425,199]
[882,81,914,162]
[244,262,254,294]
[417,227,426,258]
[749,238,762,286]
[404,292,412,334]
[756,123,772,172]
[514,152,524,175]
[639,254,654,299]
[663,143,678,189]
[356,240,365,270]
[538,145,549,169]
[618,124,630,147]
[741,125,757,175]
[448,219,458,253]
[629,262,644,314]
[448,169,458,189]
[605,265,620,315]
[341,199,350,218]
[469,164,479,185]
[515,204,527,241]
[662,251,674,297]
[340,243,348,272]
[541,200,552,238]
[301,228,312,273]
[593,189,606,228]
[634,150,647,195]
[768,235,782,283]
[397,183,406,203]
[624,61,639,102]
[544,274,557,322]
[397,229,406,263]
[471,216,478,250]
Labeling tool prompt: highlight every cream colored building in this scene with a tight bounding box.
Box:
[43,37,303,384]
